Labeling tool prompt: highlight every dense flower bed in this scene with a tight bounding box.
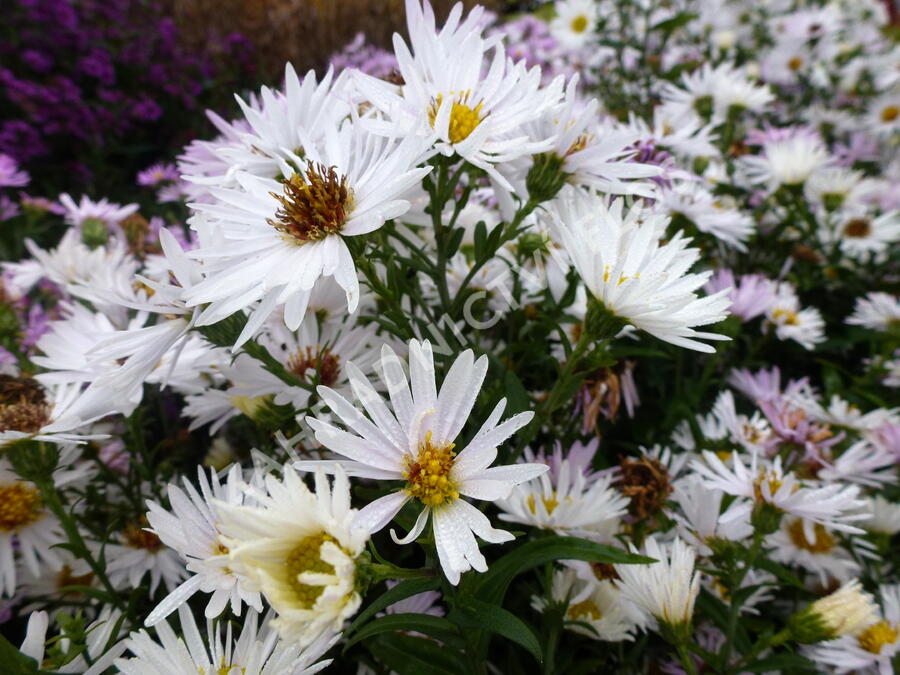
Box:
[0,0,898,673]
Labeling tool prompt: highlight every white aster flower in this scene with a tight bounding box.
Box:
[549,188,731,352]
[532,568,643,642]
[116,605,334,675]
[766,282,826,350]
[300,339,546,585]
[186,119,430,348]
[860,496,900,536]
[144,464,263,627]
[790,580,879,642]
[106,519,188,596]
[0,453,91,596]
[215,466,368,646]
[691,451,868,534]
[740,134,831,189]
[550,0,598,49]
[768,516,864,585]
[614,537,701,630]
[848,292,900,332]
[835,210,900,261]
[806,584,900,674]
[670,475,753,555]
[354,0,562,190]
[659,181,755,251]
[58,193,138,231]
[497,457,629,542]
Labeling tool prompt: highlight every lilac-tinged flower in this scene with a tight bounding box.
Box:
[136,163,179,187]
[0,154,30,188]
[706,270,776,322]
[58,193,138,229]
[0,197,19,221]
[728,367,783,403]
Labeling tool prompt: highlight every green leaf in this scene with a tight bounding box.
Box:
[651,12,698,34]
[0,634,40,674]
[453,598,543,663]
[742,652,816,673]
[344,613,460,651]
[346,577,440,636]
[467,536,653,606]
[366,634,469,675]
[473,220,488,261]
[754,557,805,589]
[445,226,465,259]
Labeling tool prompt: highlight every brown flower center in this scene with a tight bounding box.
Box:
[843,218,872,238]
[0,483,44,531]
[268,162,353,244]
[615,456,671,519]
[287,346,341,387]
[0,375,51,433]
[570,15,589,33]
[123,523,164,551]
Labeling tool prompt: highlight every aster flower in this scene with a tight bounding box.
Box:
[0,453,89,597]
[787,580,879,643]
[806,584,900,674]
[848,292,900,332]
[116,605,335,675]
[670,475,753,555]
[705,270,775,322]
[614,537,702,632]
[660,182,755,250]
[497,455,629,542]
[691,451,867,534]
[215,466,368,646]
[58,193,139,232]
[765,282,825,350]
[532,568,643,642]
[768,516,865,585]
[353,0,563,190]
[834,210,900,261]
[299,339,546,585]
[740,133,831,189]
[861,496,900,536]
[185,119,431,348]
[106,519,188,596]
[548,188,731,352]
[0,153,29,188]
[144,465,263,627]
[549,0,598,49]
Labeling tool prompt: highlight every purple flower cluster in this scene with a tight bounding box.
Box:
[0,0,254,178]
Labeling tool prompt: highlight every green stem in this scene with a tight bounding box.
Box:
[676,642,699,675]
[33,476,124,608]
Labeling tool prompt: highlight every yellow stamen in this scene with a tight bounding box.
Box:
[403,432,458,507]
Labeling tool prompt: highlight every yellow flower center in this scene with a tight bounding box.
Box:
[565,134,592,156]
[570,15,589,33]
[771,308,799,325]
[881,105,899,123]
[788,56,804,71]
[403,433,458,507]
[858,620,899,654]
[527,492,560,515]
[285,532,337,609]
[753,469,784,502]
[568,599,601,621]
[787,519,836,553]
[267,161,353,245]
[0,483,44,531]
[428,92,485,145]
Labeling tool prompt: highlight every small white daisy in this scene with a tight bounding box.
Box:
[144,464,263,627]
[549,0,598,49]
[848,292,900,332]
[215,466,368,646]
[116,605,335,675]
[614,537,702,630]
[548,188,731,352]
[533,568,643,642]
[299,339,547,585]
